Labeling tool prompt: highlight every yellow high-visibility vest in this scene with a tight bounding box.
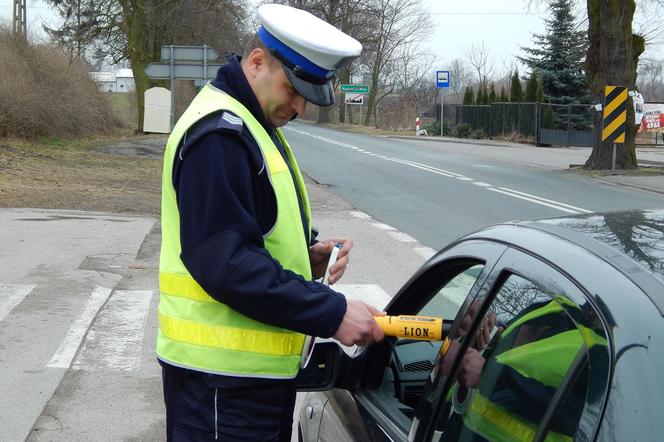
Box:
[462,301,606,441]
[157,83,312,378]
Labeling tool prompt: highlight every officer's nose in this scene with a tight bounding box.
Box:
[292,94,307,116]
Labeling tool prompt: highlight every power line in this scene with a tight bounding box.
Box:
[430,11,547,15]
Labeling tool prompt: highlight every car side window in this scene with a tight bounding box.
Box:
[419,264,484,320]
[433,273,598,441]
[379,264,486,421]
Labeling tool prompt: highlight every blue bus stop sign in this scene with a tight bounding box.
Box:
[436,70,450,88]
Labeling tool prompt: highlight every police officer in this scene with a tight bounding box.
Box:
[157,4,385,441]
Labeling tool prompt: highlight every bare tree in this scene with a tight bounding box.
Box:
[464,41,494,91]
[360,0,432,127]
[46,0,250,132]
[638,57,664,101]
[447,59,472,97]
[387,42,437,123]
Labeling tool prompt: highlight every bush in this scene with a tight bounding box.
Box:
[453,124,473,138]
[422,120,439,135]
[422,120,452,136]
[471,129,486,139]
[0,28,121,138]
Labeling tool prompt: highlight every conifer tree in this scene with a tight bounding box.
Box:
[519,0,587,107]
[536,80,544,103]
[525,72,539,102]
[499,86,509,102]
[463,86,475,105]
[489,83,497,103]
[510,70,523,102]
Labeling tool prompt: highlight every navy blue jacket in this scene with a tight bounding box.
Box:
[170,55,347,349]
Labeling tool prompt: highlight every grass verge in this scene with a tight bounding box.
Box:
[0,129,162,215]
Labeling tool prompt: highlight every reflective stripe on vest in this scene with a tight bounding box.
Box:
[157,84,312,378]
[464,393,572,442]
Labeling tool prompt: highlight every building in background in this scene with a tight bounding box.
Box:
[89,69,135,93]
[115,69,135,93]
[89,72,117,93]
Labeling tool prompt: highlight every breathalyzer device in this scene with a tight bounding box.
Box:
[374,315,444,341]
[322,242,342,285]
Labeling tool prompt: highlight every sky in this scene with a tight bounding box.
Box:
[1,0,662,78]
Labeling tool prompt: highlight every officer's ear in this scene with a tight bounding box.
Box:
[243,48,271,78]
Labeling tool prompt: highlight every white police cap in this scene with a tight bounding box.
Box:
[257,4,362,106]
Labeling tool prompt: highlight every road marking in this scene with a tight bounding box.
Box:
[389,231,417,243]
[335,284,392,310]
[487,187,591,214]
[73,290,154,371]
[0,284,36,322]
[385,157,458,178]
[496,187,593,213]
[293,130,594,215]
[350,211,371,219]
[370,222,396,231]
[488,188,579,213]
[473,182,492,187]
[47,286,112,369]
[414,247,437,260]
[473,164,494,168]
[386,158,466,178]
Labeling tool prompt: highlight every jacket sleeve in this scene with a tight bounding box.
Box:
[174,130,346,339]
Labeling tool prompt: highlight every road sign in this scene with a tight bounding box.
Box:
[345,93,364,105]
[602,85,627,144]
[144,63,222,80]
[341,84,369,94]
[436,71,450,88]
[160,45,219,62]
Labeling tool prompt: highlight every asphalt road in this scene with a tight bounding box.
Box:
[284,122,664,248]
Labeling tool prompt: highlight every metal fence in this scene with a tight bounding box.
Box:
[441,102,595,147]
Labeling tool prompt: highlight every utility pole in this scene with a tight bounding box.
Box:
[13,0,27,40]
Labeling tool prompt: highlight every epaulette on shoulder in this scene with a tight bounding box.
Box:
[217,111,244,134]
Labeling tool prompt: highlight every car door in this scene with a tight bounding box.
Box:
[410,247,611,442]
[312,240,509,442]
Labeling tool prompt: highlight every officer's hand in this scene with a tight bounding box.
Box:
[333,299,385,347]
[309,238,352,284]
[474,312,499,350]
[457,348,485,390]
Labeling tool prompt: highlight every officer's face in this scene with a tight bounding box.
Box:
[259,62,307,127]
[245,49,307,128]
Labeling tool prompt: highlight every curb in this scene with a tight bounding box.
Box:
[389,135,537,150]
[594,177,664,196]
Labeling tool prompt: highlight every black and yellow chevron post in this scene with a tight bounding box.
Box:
[602,85,628,144]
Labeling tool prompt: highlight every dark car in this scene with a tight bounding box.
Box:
[296,209,664,442]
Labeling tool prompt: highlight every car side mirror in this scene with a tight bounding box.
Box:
[295,340,356,392]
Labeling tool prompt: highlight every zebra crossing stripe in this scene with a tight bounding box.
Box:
[334,284,392,310]
[47,286,112,369]
[0,284,36,322]
[73,290,154,371]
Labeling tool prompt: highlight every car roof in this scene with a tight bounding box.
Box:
[530,209,664,315]
[459,209,664,317]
